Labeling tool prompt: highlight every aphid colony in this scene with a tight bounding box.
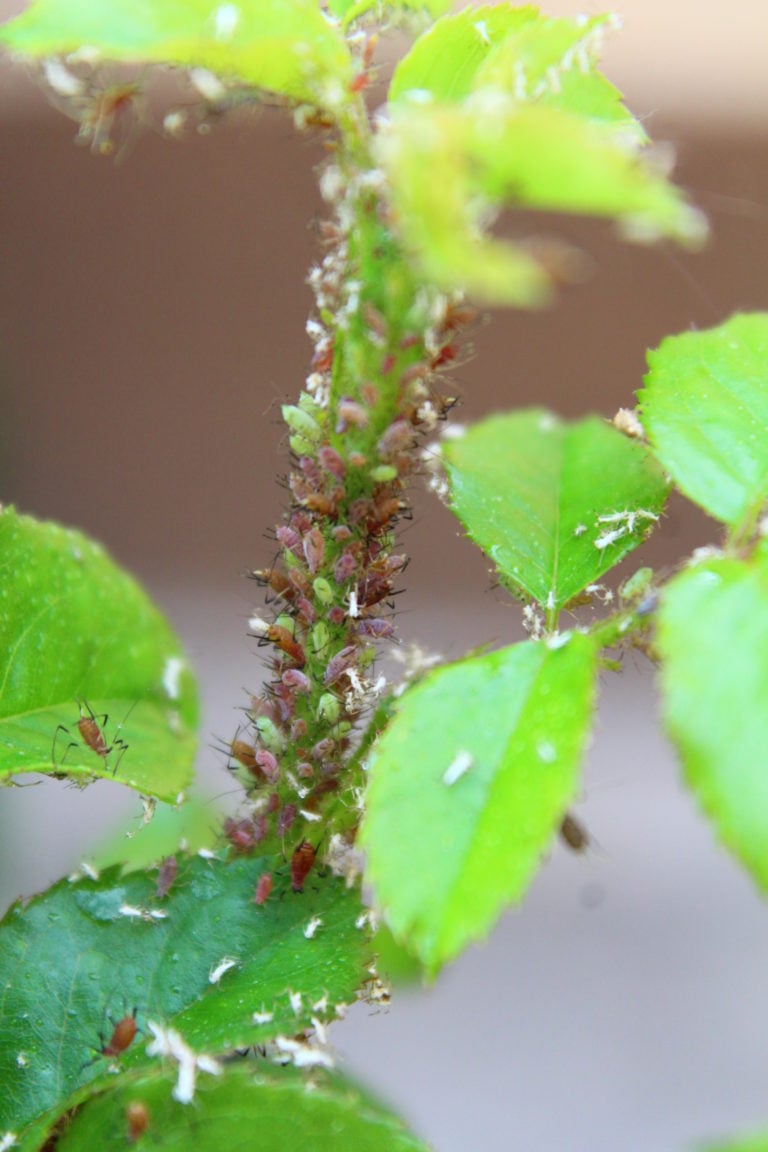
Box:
[217,163,476,876]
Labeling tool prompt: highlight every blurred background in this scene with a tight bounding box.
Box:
[1,2,767,1149]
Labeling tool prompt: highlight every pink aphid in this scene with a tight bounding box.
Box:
[254,872,273,906]
[318,445,345,479]
[255,748,280,783]
[303,528,325,575]
[324,645,357,686]
[378,420,413,459]
[156,855,177,900]
[337,399,368,432]
[334,551,358,584]
[355,618,396,640]
[278,803,297,837]
[282,668,312,693]
[275,525,302,555]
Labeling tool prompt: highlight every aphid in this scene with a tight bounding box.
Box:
[290,840,316,893]
[156,855,177,900]
[354,617,396,641]
[559,811,590,853]
[254,872,273,906]
[125,1101,149,1143]
[248,565,295,603]
[322,645,357,686]
[102,1008,138,1058]
[303,527,326,574]
[223,816,266,854]
[250,619,307,667]
[278,803,297,838]
[76,82,142,159]
[53,699,131,776]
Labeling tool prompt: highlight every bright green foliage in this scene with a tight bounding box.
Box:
[50,1064,432,1152]
[641,313,768,533]
[444,410,668,615]
[389,4,540,104]
[331,0,451,27]
[0,0,352,109]
[390,5,644,143]
[704,1136,768,1152]
[361,634,598,975]
[0,508,197,799]
[379,101,703,306]
[382,5,694,304]
[0,853,370,1135]
[657,543,768,893]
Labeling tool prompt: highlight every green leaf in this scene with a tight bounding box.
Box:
[657,544,768,893]
[0,853,371,1136]
[703,1136,768,1152]
[443,410,669,613]
[360,634,598,975]
[0,509,197,799]
[377,105,550,307]
[379,103,703,306]
[337,0,451,28]
[0,0,352,110]
[51,1064,432,1152]
[390,5,643,144]
[640,313,768,532]
[389,5,539,104]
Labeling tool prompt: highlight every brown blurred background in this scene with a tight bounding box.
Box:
[1,3,768,1149]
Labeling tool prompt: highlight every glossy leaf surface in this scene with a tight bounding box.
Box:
[0,0,352,108]
[657,544,768,892]
[444,410,668,612]
[0,508,197,799]
[0,853,370,1135]
[641,313,768,530]
[51,1065,432,1152]
[361,634,598,974]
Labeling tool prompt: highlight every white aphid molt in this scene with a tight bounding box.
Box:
[304,916,323,939]
[145,1021,221,1105]
[118,903,168,923]
[252,1008,274,1025]
[442,749,473,787]
[162,656,185,700]
[208,957,238,984]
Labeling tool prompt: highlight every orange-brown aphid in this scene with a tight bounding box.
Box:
[559,811,590,853]
[267,625,306,667]
[126,1100,150,1143]
[290,840,316,893]
[249,566,295,603]
[53,699,130,776]
[102,1008,138,1057]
